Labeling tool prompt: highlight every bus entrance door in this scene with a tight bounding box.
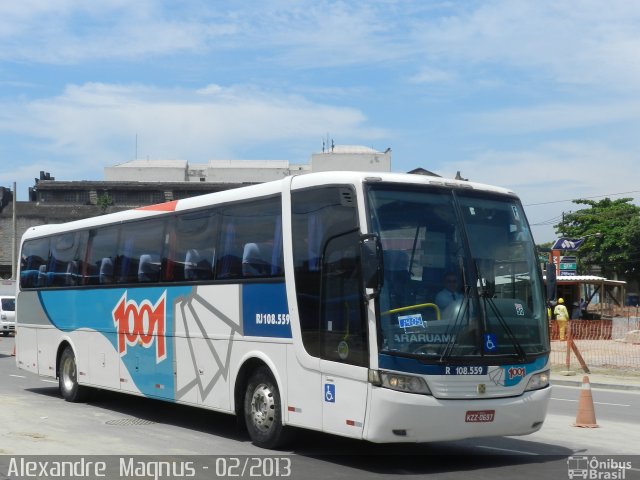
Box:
[321,361,368,439]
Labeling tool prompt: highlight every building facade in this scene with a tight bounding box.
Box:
[1,145,393,279]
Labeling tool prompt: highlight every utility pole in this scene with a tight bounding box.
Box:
[11,181,17,280]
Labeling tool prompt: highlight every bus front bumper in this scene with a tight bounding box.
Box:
[363,386,551,443]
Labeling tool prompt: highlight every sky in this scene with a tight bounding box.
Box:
[1,0,640,243]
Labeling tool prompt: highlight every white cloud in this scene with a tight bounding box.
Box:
[0,1,235,63]
[2,0,640,88]
[464,101,640,134]
[0,1,424,67]
[251,2,412,68]
[409,67,455,84]
[0,82,386,180]
[416,1,640,92]
[446,141,640,242]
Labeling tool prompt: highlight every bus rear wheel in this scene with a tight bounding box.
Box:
[58,346,88,402]
[243,367,290,449]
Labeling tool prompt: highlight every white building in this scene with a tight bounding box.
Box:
[311,145,391,172]
[105,160,189,182]
[104,145,391,183]
[194,160,309,183]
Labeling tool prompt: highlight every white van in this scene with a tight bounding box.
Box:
[0,296,15,336]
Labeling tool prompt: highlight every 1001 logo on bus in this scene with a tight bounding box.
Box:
[112,291,167,363]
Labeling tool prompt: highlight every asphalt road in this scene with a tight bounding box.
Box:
[550,384,640,423]
[1,334,639,480]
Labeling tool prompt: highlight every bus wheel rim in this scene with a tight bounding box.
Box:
[250,383,275,432]
[62,356,76,392]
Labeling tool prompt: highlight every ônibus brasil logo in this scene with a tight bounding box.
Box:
[112,291,167,363]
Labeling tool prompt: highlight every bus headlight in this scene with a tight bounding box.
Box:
[370,370,432,395]
[524,370,550,392]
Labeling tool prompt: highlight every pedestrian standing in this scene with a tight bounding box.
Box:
[554,298,570,340]
[571,301,581,319]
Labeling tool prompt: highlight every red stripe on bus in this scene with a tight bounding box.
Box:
[136,200,179,212]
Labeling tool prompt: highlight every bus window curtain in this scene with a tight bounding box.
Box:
[219,222,236,277]
[271,215,283,275]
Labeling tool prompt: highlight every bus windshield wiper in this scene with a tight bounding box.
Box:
[475,262,528,362]
[438,285,471,363]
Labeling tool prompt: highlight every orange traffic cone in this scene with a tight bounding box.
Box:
[573,376,598,428]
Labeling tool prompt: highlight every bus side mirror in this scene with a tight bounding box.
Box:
[360,234,383,299]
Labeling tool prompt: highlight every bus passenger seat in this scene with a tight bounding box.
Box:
[184,249,201,280]
[66,261,78,286]
[242,243,266,276]
[138,254,159,282]
[38,265,48,287]
[185,249,214,280]
[99,257,114,284]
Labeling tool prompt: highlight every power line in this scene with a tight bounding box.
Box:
[524,190,640,207]
[530,214,562,226]
[529,197,640,227]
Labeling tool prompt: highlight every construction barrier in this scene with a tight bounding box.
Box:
[550,316,640,372]
[550,319,613,340]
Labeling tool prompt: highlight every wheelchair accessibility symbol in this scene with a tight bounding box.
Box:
[324,384,335,403]
[484,334,497,352]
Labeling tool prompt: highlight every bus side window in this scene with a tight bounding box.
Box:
[20,238,50,289]
[216,196,283,280]
[169,209,218,282]
[48,232,88,287]
[115,218,165,284]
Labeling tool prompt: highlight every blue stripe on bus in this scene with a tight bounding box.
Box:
[242,282,291,338]
[38,287,193,333]
[38,287,193,400]
[378,353,549,383]
[378,354,450,375]
[37,283,291,400]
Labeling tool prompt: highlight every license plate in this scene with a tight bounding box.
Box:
[465,410,495,423]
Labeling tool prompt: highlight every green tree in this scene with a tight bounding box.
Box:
[96,194,114,214]
[554,198,640,283]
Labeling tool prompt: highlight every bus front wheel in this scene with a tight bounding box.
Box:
[58,346,88,402]
[243,367,290,449]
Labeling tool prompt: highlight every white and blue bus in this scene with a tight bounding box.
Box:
[16,171,550,448]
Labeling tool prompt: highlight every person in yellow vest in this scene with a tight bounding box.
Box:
[554,298,570,340]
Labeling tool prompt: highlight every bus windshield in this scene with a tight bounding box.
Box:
[367,184,548,363]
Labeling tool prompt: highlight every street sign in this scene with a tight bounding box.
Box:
[559,255,577,276]
[552,238,585,250]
